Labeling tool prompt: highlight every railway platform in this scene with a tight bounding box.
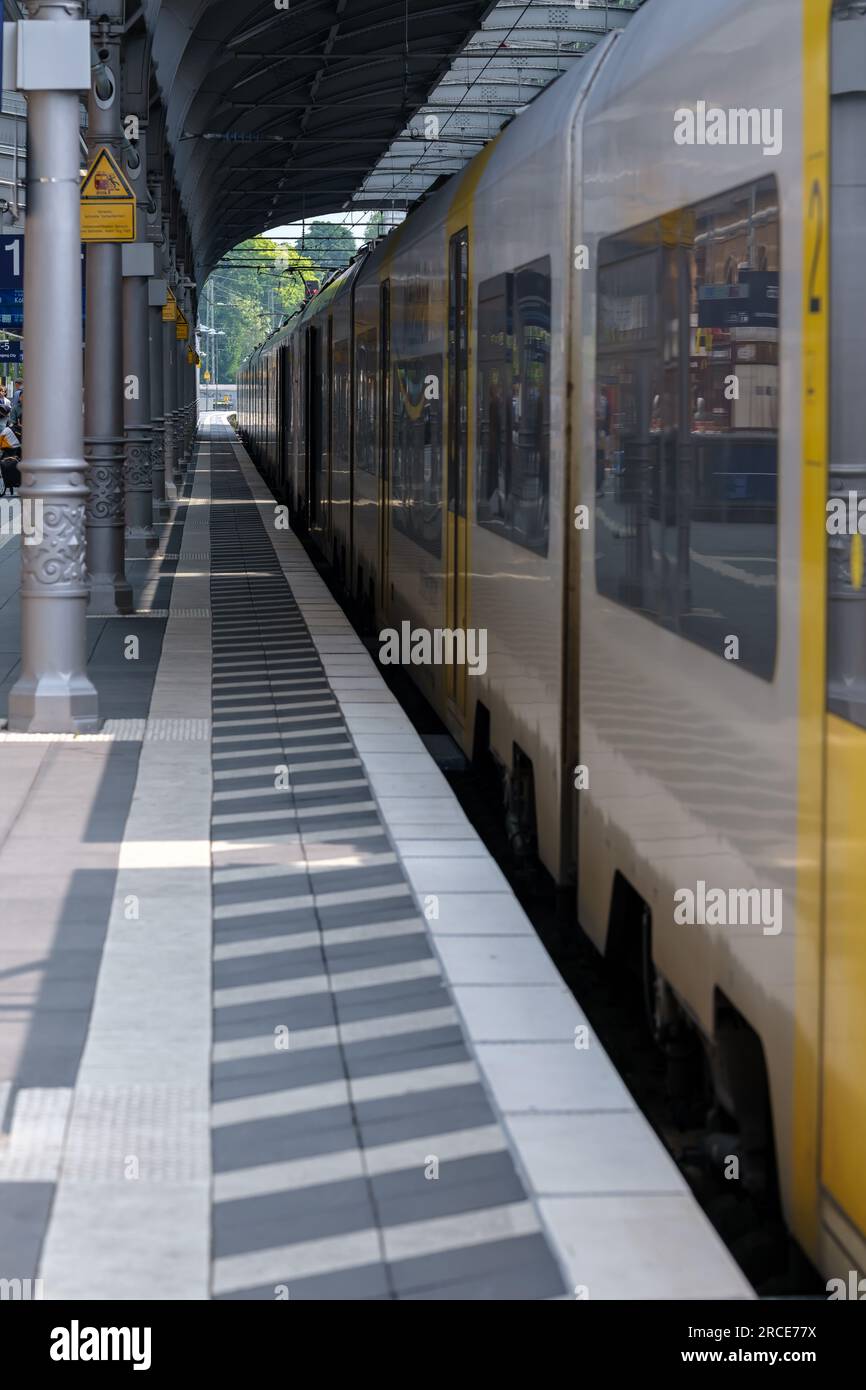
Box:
[0,417,752,1301]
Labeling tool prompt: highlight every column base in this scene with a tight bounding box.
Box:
[88,572,134,616]
[7,670,100,734]
[153,496,171,521]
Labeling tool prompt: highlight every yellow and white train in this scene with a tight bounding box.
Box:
[239,0,865,1286]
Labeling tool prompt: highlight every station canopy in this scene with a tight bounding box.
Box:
[147,0,646,284]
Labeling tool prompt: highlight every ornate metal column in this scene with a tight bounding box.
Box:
[122,239,157,556]
[120,115,156,555]
[8,0,99,732]
[162,245,178,492]
[174,265,188,480]
[148,266,167,519]
[84,11,132,613]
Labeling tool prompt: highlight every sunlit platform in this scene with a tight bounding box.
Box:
[0,418,752,1301]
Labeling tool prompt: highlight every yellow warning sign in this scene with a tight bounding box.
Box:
[203,370,211,382]
[186,348,195,364]
[162,289,177,323]
[176,311,189,341]
[80,147,136,242]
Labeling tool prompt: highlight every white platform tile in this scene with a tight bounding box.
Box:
[38,437,213,1302]
[426,893,535,936]
[475,1042,634,1113]
[392,837,488,858]
[374,797,473,828]
[505,1112,686,1196]
[402,856,512,895]
[434,934,563,986]
[353,735,428,754]
[454,984,587,1042]
[538,1195,754,1300]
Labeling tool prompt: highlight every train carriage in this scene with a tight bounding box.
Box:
[238,0,865,1288]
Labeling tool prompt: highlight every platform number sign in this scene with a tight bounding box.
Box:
[0,237,23,325]
[0,236,87,333]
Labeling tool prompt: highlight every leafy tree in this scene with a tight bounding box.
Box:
[203,237,314,382]
[364,212,386,243]
[293,220,356,279]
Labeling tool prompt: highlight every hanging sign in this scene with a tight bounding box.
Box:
[80,147,136,242]
[176,310,189,340]
[162,288,177,323]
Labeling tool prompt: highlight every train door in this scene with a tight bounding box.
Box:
[819,0,866,1267]
[276,345,285,491]
[447,227,470,713]
[282,338,293,504]
[305,324,320,532]
[325,313,334,558]
[378,280,391,614]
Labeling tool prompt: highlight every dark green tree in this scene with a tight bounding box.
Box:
[294,220,357,279]
[203,237,313,382]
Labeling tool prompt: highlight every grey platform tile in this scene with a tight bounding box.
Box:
[333,974,452,1023]
[355,1086,496,1147]
[342,1024,466,1070]
[308,866,408,900]
[213,915,321,947]
[211,1049,346,1102]
[211,1109,357,1174]
[344,1038,471,1082]
[388,1230,565,1299]
[8,1009,100,1090]
[212,877,313,909]
[401,1261,563,1300]
[323,936,434,976]
[212,1227,383,1296]
[213,950,326,991]
[214,1261,390,1301]
[0,1183,55,1286]
[373,1150,526,1222]
[213,1183,376,1257]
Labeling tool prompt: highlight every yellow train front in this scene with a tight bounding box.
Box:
[238,0,866,1290]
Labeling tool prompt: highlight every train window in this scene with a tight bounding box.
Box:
[476,257,551,555]
[391,354,444,555]
[595,178,779,681]
[355,325,378,475]
[391,273,443,557]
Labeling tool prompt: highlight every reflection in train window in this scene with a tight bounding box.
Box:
[391,351,443,556]
[476,257,551,555]
[355,325,379,475]
[595,178,779,681]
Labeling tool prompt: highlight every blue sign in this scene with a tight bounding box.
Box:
[0,236,23,324]
[0,235,87,333]
[0,337,22,363]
